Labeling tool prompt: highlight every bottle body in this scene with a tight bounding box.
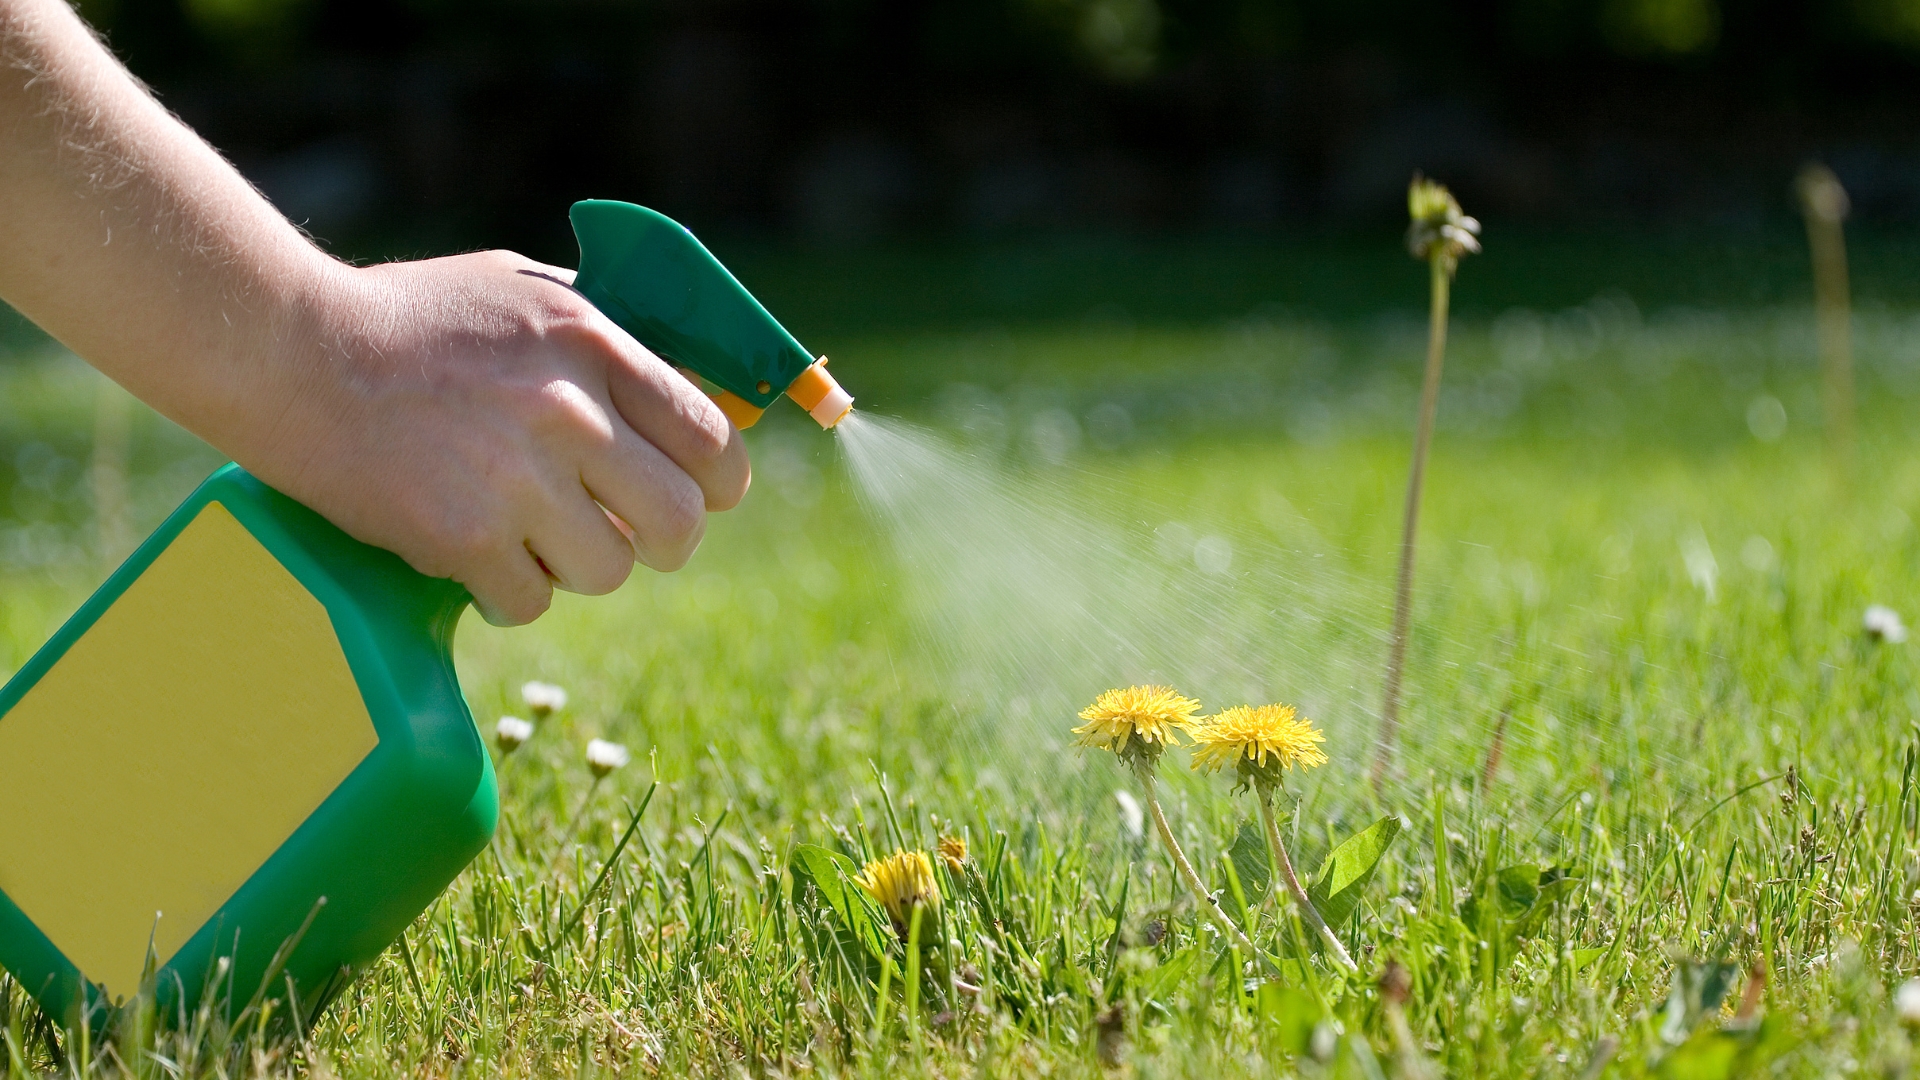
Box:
[0,464,495,1026]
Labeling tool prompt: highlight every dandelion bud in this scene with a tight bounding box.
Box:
[1797,163,1849,226]
[856,850,941,939]
[1406,173,1481,275]
[494,716,534,754]
[1865,604,1908,644]
[1897,978,1920,1025]
[1379,959,1412,1005]
[521,680,568,718]
[584,738,630,778]
[936,835,968,872]
[1408,176,1455,224]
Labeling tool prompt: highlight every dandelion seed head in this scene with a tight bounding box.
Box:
[1072,685,1201,768]
[585,738,630,778]
[1190,704,1328,789]
[1865,604,1907,644]
[857,850,940,936]
[522,681,568,717]
[494,715,534,754]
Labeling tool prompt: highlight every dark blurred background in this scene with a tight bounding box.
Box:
[9,0,1920,574]
[68,0,1920,264]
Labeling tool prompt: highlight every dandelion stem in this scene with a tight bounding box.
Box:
[1380,962,1430,1078]
[1257,788,1356,970]
[1480,707,1510,793]
[1375,250,1450,789]
[1140,769,1268,966]
[1798,162,1854,486]
[905,904,924,1058]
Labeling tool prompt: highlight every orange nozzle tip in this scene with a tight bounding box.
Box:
[785,358,854,429]
[710,390,766,430]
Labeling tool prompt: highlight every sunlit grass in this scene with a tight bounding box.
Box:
[0,300,1918,1075]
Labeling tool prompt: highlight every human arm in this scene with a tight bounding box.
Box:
[0,0,748,624]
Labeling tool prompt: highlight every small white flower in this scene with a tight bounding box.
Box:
[1896,978,1920,1024]
[585,738,630,778]
[1309,1021,1339,1062]
[494,716,534,753]
[1865,605,1908,644]
[1114,790,1144,841]
[522,680,569,717]
[1681,527,1718,600]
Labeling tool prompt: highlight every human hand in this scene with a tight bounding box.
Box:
[251,250,750,626]
[0,0,748,623]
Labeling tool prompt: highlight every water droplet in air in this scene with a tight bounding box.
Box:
[1194,535,1232,575]
[1085,402,1133,450]
[1026,408,1081,465]
[1154,522,1195,563]
[1746,395,1787,442]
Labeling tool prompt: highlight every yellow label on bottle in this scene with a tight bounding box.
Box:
[0,502,377,1001]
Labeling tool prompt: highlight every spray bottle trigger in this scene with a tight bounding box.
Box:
[708,391,767,430]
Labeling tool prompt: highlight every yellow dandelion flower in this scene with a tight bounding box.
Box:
[1072,685,1202,762]
[936,835,968,873]
[1190,704,1328,782]
[856,850,940,935]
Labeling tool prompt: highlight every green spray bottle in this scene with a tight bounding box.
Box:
[0,201,850,1028]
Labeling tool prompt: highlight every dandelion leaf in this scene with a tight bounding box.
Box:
[1140,943,1202,1006]
[788,844,888,973]
[1461,865,1578,932]
[1226,821,1271,901]
[1255,982,1323,1056]
[1306,816,1402,929]
[1659,959,1742,1045]
[1458,864,1582,981]
[1516,866,1581,937]
[1657,1015,1796,1080]
[1658,1033,1740,1080]
[1494,863,1540,915]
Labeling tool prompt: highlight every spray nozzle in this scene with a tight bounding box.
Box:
[785,357,854,429]
[568,199,853,430]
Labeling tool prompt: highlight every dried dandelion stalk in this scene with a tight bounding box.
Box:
[1375,174,1479,788]
[1797,162,1854,484]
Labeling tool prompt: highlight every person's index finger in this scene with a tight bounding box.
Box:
[595,326,751,512]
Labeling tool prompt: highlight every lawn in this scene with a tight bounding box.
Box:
[2,243,1920,1076]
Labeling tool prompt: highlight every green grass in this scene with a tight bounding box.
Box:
[3,291,1920,1077]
